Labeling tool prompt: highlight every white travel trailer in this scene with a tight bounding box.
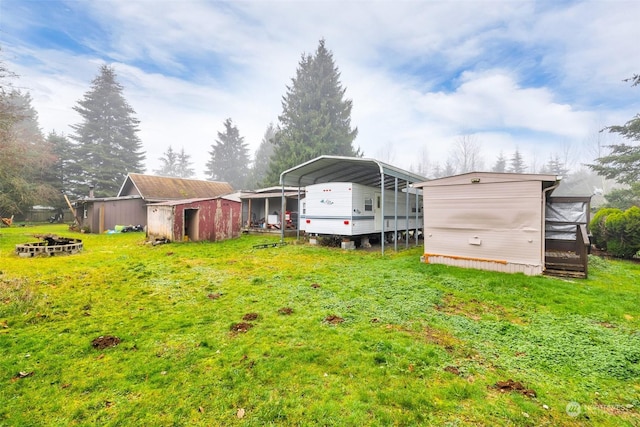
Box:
[300,182,422,240]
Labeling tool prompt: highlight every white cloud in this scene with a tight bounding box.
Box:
[3,0,639,182]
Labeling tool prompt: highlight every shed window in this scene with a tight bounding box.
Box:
[364,197,373,212]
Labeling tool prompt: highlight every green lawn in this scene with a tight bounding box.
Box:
[1,224,639,426]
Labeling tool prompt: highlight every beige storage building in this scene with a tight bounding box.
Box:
[414,172,564,276]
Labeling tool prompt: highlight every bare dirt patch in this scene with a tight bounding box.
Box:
[230,322,253,333]
[494,379,536,398]
[324,315,344,325]
[242,313,259,321]
[444,365,461,375]
[278,307,293,315]
[91,335,121,349]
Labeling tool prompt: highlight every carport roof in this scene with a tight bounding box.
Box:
[280,156,427,189]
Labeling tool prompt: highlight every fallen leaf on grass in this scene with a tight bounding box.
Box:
[207,293,222,300]
[198,406,204,413]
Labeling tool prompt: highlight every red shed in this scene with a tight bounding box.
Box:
[147,195,241,242]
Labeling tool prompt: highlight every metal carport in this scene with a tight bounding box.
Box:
[279,155,427,254]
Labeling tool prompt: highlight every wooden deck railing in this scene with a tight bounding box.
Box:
[576,224,590,278]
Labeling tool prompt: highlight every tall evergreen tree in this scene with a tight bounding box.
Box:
[265,39,359,185]
[492,151,507,172]
[205,118,249,189]
[176,147,195,179]
[154,146,194,178]
[44,131,74,207]
[0,86,57,215]
[247,123,276,189]
[589,76,640,184]
[509,149,527,173]
[69,65,145,197]
[154,145,178,177]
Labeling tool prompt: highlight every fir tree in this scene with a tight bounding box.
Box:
[492,151,507,173]
[265,39,359,185]
[247,123,276,189]
[154,146,178,177]
[205,118,249,189]
[69,65,145,197]
[589,76,640,185]
[509,149,527,173]
[176,147,195,178]
[0,88,57,214]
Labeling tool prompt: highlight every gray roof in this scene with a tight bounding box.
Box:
[280,155,427,190]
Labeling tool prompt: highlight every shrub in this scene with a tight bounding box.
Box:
[603,206,640,258]
[589,208,621,250]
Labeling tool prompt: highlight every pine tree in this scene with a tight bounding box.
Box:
[205,118,249,189]
[509,149,527,173]
[154,146,178,177]
[247,123,276,189]
[176,147,195,179]
[45,131,74,206]
[492,151,507,172]
[265,39,359,185]
[0,89,57,214]
[70,65,145,197]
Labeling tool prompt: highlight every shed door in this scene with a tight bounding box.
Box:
[184,209,199,242]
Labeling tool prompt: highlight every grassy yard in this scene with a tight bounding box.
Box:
[1,224,639,426]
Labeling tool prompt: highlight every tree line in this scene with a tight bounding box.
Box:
[1,43,639,219]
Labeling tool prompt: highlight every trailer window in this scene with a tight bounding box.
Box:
[364,197,373,212]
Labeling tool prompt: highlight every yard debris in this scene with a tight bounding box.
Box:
[253,242,287,249]
[242,313,259,321]
[91,335,121,350]
[278,307,293,315]
[324,315,344,325]
[13,371,34,380]
[207,293,222,300]
[237,408,246,419]
[230,322,253,333]
[311,283,321,288]
[370,317,380,323]
[494,379,537,398]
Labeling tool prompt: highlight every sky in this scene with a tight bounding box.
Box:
[1,0,639,180]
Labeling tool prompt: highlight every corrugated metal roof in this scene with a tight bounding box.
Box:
[240,191,301,199]
[279,155,427,189]
[413,171,559,188]
[148,195,241,206]
[118,174,234,200]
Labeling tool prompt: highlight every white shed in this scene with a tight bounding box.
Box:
[413,172,562,276]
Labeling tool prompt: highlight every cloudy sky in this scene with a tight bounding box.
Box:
[2,0,639,178]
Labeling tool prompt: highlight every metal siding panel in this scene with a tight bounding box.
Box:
[423,180,543,269]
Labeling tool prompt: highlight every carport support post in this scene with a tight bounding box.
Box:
[297,186,301,240]
[280,184,286,243]
[405,179,410,249]
[380,172,385,255]
[394,177,398,252]
[415,187,419,247]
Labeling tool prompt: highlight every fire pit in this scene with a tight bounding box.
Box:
[15,234,83,257]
